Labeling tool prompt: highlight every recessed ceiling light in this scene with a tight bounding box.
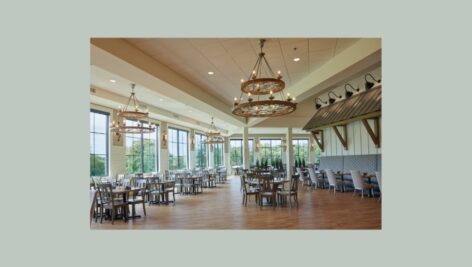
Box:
[293,58,301,62]
[208,71,214,75]
[188,110,193,113]
[109,79,116,83]
[159,98,164,101]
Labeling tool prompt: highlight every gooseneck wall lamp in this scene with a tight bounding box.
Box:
[365,73,381,90]
[328,91,342,104]
[314,97,327,109]
[344,83,360,98]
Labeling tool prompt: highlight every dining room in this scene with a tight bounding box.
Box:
[89,37,382,229]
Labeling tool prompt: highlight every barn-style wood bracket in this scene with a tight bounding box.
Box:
[311,130,324,152]
[362,117,380,148]
[332,125,348,150]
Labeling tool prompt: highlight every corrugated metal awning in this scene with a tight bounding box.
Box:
[303,85,381,131]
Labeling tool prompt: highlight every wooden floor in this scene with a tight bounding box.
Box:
[91,176,381,229]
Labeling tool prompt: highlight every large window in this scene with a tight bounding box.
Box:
[169,128,189,170]
[230,139,243,166]
[125,120,159,174]
[293,138,309,163]
[195,133,208,168]
[213,143,224,167]
[260,139,282,166]
[90,110,109,176]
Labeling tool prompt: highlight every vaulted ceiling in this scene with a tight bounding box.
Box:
[90,38,381,135]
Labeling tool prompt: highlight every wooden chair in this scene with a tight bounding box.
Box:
[259,177,278,208]
[148,179,163,205]
[96,183,128,224]
[164,181,176,204]
[127,179,146,217]
[351,170,374,198]
[242,175,259,206]
[277,175,299,207]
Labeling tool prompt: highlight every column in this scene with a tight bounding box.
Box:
[309,134,315,164]
[286,128,294,178]
[224,137,230,174]
[209,144,214,168]
[110,109,126,178]
[159,122,169,172]
[254,136,260,163]
[242,127,250,169]
[189,129,195,169]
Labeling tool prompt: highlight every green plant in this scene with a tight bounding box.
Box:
[302,158,306,168]
[256,158,260,169]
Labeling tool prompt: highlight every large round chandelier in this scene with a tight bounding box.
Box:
[110,83,156,141]
[204,117,224,144]
[232,39,297,117]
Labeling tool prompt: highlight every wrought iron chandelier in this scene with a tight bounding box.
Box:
[110,83,156,141]
[232,39,297,117]
[204,117,224,144]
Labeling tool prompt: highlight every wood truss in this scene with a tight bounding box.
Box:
[332,125,348,150]
[311,130,324,152]
[361,117,380,148]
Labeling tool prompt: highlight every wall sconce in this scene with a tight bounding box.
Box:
[256,142,261,152]
[310,142,315,151]
[190,134,195,150]
[314,97,327,110]
[365,73,381,90]
[328,91,342,104]
[344,83,360,98]
[161,130,168,147]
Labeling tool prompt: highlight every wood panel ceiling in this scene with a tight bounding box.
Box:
[124,38,360,106]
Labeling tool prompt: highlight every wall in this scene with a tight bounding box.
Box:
[320,118,381,157]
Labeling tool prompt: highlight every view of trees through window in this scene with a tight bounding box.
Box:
[230,139,243,166]
[213,143,224,167]
[195,133,208,168]
[90,110,109,176]
[125,120,159,174]
[260,139,282,166]
[168,128,188,170]
[293,139,309,163]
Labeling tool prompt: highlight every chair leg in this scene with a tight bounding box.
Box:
[142,202,146,216]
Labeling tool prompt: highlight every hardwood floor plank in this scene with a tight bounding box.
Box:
[91,176,381,229]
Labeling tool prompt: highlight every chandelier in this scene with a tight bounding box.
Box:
[204,117,224,144]
[232,39,297,117]
[110,83,156,141]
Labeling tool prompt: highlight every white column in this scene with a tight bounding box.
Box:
[286,128,294,177]
[209,144,214,168]
[159,122,169,172]
[242,127,250,169]
[224,137,230,174]
[110,109,126,178]
[189,129,195,169]
[309,134,315,164]
[254,136,260,163]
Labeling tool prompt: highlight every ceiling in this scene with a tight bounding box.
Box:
[90,37,381,135]
[125,38,360,106]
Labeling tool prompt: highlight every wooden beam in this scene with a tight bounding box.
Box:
[362,118,380,148]
[311,130,324,152]
[332,125,348,150]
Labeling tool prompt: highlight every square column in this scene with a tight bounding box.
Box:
[189,129,195,169]
[209,144,214,168]
[309,134,315,164]
[224,137,230,174]
[159,122,169,173]
[243,127,250,169]
[286,128,294,177]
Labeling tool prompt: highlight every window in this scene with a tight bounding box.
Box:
[230,139,243,166]
[260,139,282,166]
[213,143,224,167]
[90,110,109,176]
[168,128,189,170]
[195,133,208,168]
[125,120,159,174]
[293,138,309,163]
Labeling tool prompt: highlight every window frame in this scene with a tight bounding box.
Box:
[124,119,159,174]
[168,127,189,170]
[90,109,109,177]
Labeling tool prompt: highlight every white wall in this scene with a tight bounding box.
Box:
[319,118,381,157]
